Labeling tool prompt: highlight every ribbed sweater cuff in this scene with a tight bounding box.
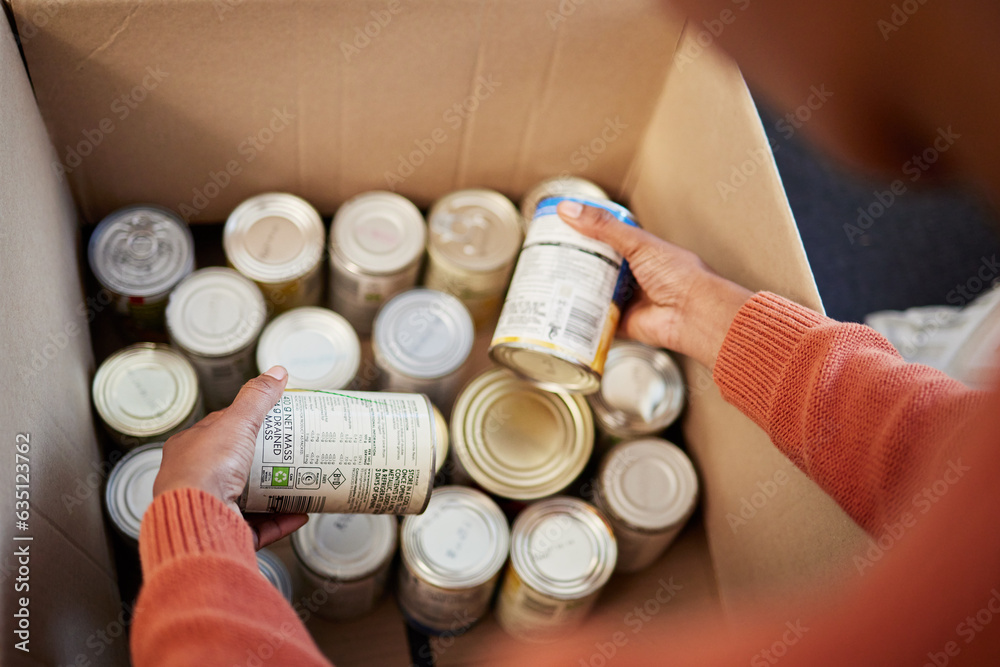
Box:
[714,292,828,425]
[138,488,256,574]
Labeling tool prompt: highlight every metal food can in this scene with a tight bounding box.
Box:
[519,176,608,221]
[424,189,523,328]
[449,368,593,501]
[166,267,268,411]
[587,340,686,443]
[373,289,474,412]
[329,191,427,335]
[104,442,163,545]
[238,389,436,515]
[256,547,294,603]
[87,205,195,330]
[291,513,397,620]
[256,307,361,391]
[223,193,326,313]
[398,486,510,635]
[431,403,449,475]
[495,496,617,643]
[490,196,638,395]
[93,343,203,448]
[592,438,698,573]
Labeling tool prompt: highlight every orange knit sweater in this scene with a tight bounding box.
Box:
[131,293,1000,666]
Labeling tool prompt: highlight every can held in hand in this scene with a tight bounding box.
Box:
[592,438,698,573]
[292,513,397,620]
[329,191,427,335]
[373,289,474,412]
[93,343,203,448]
[519,176,608,222]
[588,340,685,444]
[495,496,617,643]
[449,368,593,502]
[256,307,361,391]
[88,205,195,330]
[398,486,509,635]
[424,189,523,328]
[166,267,267,411]
[256,548,294,603]
[238,389,436,514]
[490,196,638,394]
[223,193,325,313]
[104,442,163,545]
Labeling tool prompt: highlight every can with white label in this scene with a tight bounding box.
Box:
[373,289,474,413]
[223,193,326,313]
[93,343,203,448]
[398,486,510,635]
[495,496,617,643]
[587,341,686,444]
[519,176,608,221]
[490,196,638,395]
[424,189,523,328]
[237,389,436,514]
[256,307,361,391]
[256,547,294,603]
[592,438,698,573]
[166,267,268,411]
[449,368,593,502]
[104,442,163,545]
[329,191,427,335]
[88,205,195,330]
[291,513,397,619]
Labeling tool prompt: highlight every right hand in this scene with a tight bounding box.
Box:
[557,200,752,369]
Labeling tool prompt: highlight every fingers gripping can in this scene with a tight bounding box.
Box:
[238,389,436,515]
[490,197,638,394]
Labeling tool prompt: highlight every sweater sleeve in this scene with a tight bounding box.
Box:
[131,488,332,667]
[713,292,986,533]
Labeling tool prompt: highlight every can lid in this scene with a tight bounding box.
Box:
[598,438,698,532]
[88,205,194,297]
[431,403,450,474]
[166,268,267,357]
[256,307,361,390]
[510,497,616,600]
[588,341,685,437]
[519,176,609,220]
[93,343,200,438]
[427,189,522,272]
[489,343,601,395]
[292,513,397,581]
[104,442,164,541]
[400,486,509,589]
[223,193,325,284]
[451,368,593,500]
[256,547,294,602]
[331,191,426,274]
[373,289,474,379]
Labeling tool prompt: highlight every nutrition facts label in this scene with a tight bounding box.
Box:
[242,390,435,514]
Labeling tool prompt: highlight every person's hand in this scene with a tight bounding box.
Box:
[153,366,308,549]
[557,201,752,369]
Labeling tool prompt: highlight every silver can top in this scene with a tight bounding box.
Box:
[331,191,426,274]
[431,403,450,474]
[373,289,474,379]
[166,267,267,357]
[104,442,164,541]
[588,341,686,437]
[256,548,294,602]
[256,307,361,390]
[400,486,509,589]
[93,343,201,439]
[597,438,698,532]
[292,513,398,581]
[88,205,195,297]
[427,189,522,272]
[510,497,616,600]
[223,193,325,284]
[519,176,609,220]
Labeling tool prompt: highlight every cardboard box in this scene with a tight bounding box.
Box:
[0,1,865,664]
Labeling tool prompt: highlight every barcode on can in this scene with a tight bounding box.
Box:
[266,495,328,513]
[563,299,601,348]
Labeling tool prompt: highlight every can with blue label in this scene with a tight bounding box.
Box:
[489,196,637,394]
